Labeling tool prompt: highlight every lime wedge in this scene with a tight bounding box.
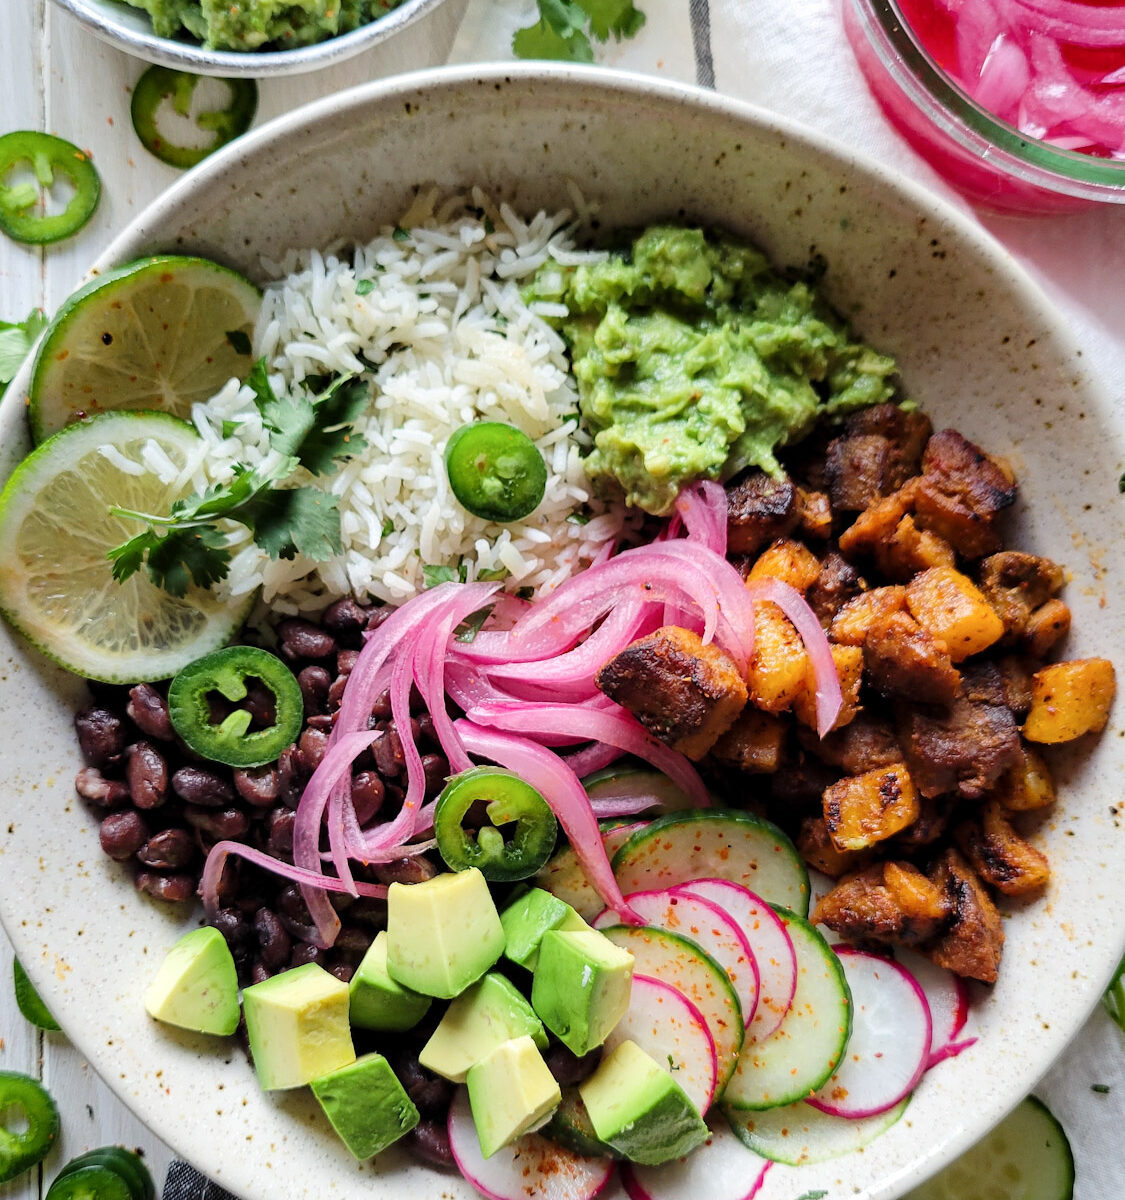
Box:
[0,411,252,682]
[29,256,260,443]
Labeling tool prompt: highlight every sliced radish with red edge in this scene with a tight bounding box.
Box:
[806,947,931,1119]
[448,1087,614,1200]
[594,889,759,1026]
[621,1119,771,1200]
[894,947,973,1067]
[671,879,796,1039]
[603,973,718,1114]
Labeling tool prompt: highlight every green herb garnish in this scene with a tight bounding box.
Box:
[107,358,369,597]
[0,309,47,398]
[513,0,645,63]
[355,278,375,296]
[1104,951,1125,1033]
[454,604,494,643]
[1092,1083,1111,1094]
[422,563,468,588]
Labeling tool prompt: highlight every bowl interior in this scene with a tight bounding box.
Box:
[2,65,1124,1200]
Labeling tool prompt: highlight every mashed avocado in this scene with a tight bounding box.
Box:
[125,0,403,51]
[533,227,898,515]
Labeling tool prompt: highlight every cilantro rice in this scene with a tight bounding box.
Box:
[188,188,627,614]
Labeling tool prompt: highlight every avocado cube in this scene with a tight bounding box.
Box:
[500,888,592,970]
[530,930,633,1056]
[578,1039,709,1165]
[242,963,355,1091]
[419,972,547,1083]
[466,1036,561,1158]
[386,868,505,999]
[310,1053,420,1160]
[349,932,432,1032]
[143,926,239,1036]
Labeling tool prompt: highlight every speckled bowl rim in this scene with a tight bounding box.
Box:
[49,0,459,77]
[2,62,1123,1200]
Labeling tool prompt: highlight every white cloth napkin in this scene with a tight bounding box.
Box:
[452,3,1125,1195]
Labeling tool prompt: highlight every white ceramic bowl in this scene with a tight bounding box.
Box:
[2,64,1124,1200]
[49,0,467,77]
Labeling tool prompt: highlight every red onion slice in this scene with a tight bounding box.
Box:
[1007,0,1125,46]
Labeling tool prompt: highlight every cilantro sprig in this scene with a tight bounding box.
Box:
[1105,951,1125,1034]
[513,0,645,63]
[107,359,369,597]
[0,309,47,398]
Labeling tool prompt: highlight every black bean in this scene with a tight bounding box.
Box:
[306,714,334,733]
[544,1044,602,1087]
[252,907,292,971]
[326,962,355,983]
[365,606,394,633]
[137,828,196,870]
[75,707,127,767]
[372,725,404,777]
[343,897,387,930]
[393,1054,454,1119]
[350,771,385,824]
[75,767,130,809]
[233,765,279,807]
[99,810,149,861]
[184,806,250,841]
[406,1120,454,1169]
[265,807,295,857]
[322,598,371,647]
[125,741,168,809]
[373,856,438,886]
[126,684,174,741]
[277,746,307,809]
[415,712,437,747]
[249,961,271,986]
[276,883,313,925]
[135,871,196,902]
[276,619,337,662]
[298,726,329,771]
[331,925,372,960]
[370,688,393,720]
[289,942,325,969]
[326,675,349,711]
[297,666,332,716]
[212,907,254,963]
[336,649,359,675]
[172,765,235,807]
[242,679,277,728]
[421,753,449,796]
[212,856,241,908]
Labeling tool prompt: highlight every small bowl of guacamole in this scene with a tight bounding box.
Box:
[50,0,467,77]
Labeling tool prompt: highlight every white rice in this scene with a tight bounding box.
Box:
[186,188,628,615]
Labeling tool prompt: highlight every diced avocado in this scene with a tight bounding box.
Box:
[500,888,592,970]
[545,1088,620,1159]
[143,926,239,1036]
[466,1035,561,1158]
[419,972,547,1083]
[310,1053,420,1160]
[349,932,432,1032]
[530,929,633,1056]
[578,1039,709,1165]
[386,868,505,999]
[242,963,355,1091]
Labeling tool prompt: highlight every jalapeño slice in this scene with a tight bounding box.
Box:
[168,645,302,768]
[46,1165,132,1200]
[0,1071,59,1183]
[0,132,100,244]
[434,767,558,881]
[131,67,258,170]
[444,422,547,523]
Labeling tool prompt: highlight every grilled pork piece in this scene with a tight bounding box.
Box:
[726,471,799,555]
[823,404,933,513]
[595,626,748,761]
[710,708,787,773]
[977,551,1065,641]
[924,849,1005,983]
[863,610,961,704]
[955,801,1051,896]
[807,552,864,629]
[799,712,902,775]
[812,861,950,946]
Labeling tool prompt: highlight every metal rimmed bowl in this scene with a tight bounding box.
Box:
[1,63,1123,1200]
[49,0,467,77]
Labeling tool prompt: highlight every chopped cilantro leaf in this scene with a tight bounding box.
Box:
[381,517,395,538]
[355,278,375,296]
[454,604,495,643]
[220,419,242,439]
[0,309,47,397]
[566,511,590,525]
[393,226,410,242]
[484,217,496,234]
[423,563,460,588]
[226,329,252,355]
[516,585,535,601]
[1092,1083,1111,1094]
[476,567,509,581]
[1119,472,1125,494]
[513,0,645,62]
[794,1192,829,1200]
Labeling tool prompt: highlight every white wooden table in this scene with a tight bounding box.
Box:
[1,1,1124,1197]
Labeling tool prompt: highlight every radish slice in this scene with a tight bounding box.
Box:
[448,1088,614,1200]
[893,947,972,1066]
[621,1119,771,1200]
[603,974,719,1114]
[807,948,932,1120]
[671,880,796,1041]
[594,890,760,1028]
[723,1094,910,1165]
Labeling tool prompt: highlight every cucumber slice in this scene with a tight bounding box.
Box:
[721,909,851,1111]
[599,925,743,1092]
[723,1094,909,1165]
[611,812,810,916]
[582,766,692,813]
[903,1096,1074,1200]
[535,821,648,921]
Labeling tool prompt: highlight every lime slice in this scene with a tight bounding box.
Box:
[29,256,260,443]
[0,411,252,682]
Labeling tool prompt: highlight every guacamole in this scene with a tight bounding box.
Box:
[125,0,404,51]
[533,227,898,516]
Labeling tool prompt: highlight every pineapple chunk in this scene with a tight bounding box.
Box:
[822,763,920,852]
[905,566,1004,662]
[1023,658,1116,743]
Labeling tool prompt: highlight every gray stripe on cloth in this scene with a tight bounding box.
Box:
[163,1162,239,1200]
[689,0,715,89]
